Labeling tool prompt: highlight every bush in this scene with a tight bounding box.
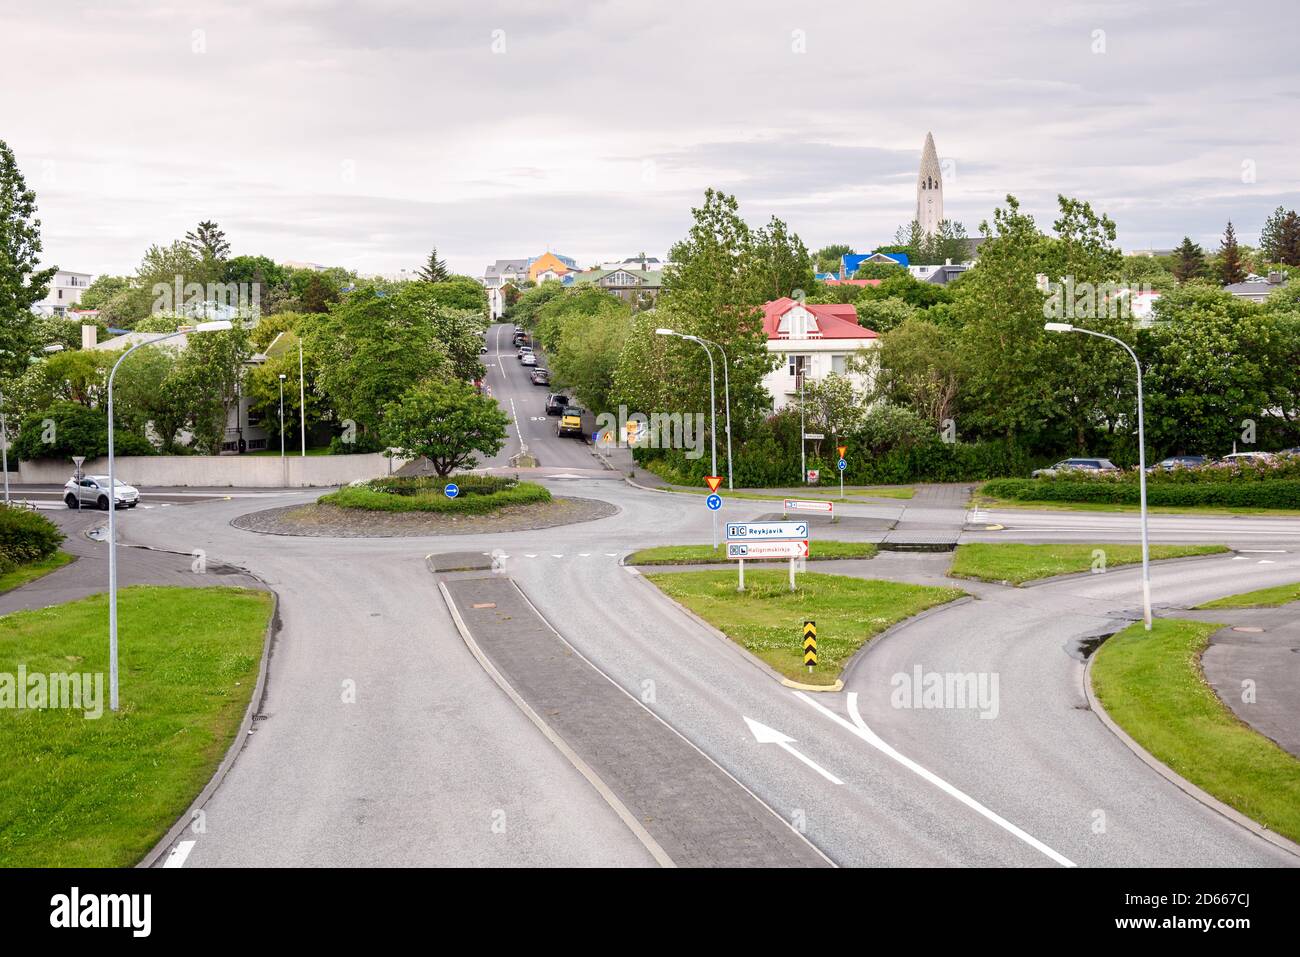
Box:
[327,432,385,455]
[0,506,65,573]
[319,475,551,513]
[982,478,1300,509]
[12,402,155,461]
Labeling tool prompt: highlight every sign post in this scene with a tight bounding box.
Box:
[705,475,723,550]
[725,530,809,593]
[837,444,848,500]
[72,455,85,511]
[803,620,817,673]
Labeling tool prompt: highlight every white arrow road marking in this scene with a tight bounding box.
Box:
[163,840,195,868]
[794,691,1075,868]
[744,716,843,785]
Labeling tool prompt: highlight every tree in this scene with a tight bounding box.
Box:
[417,247,450,283]
[185,220,231,261]
[421,274,490,321]
[872,317,965,427]
[1259,206,1300,267]
[1171,237,1206,282]
[813,244,854,275]
[381,379,508,476]
[12,400,153,461]
[245,344,325,447]
[794,373,866,445]
[1218,220,1247,285]
[853,261,906,280]
[542,292,633,413]
[744,215,815,304]
[78,275,130,311]
[0,140,57,377]
[299,272,340,313]
[395,282,485,382]
[172,324,252,452]
[854,296,919,334]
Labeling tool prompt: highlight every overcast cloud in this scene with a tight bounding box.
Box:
[2,0,1297,277]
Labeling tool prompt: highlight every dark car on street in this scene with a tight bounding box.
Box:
[545,392,569,415]
[1031,457,1120,478]
[1151,455,1208,472]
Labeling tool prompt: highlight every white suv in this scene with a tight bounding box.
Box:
[63,475,140,509]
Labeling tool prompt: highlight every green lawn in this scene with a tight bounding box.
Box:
[243,446,332,457]
[0,585,274,867]
[1196,582,1300,609]
[627,541,879,565]
[1091,618,1300,844]
[949,542,1228,585]
[320,480,550,513]
[0,551,75,594]
[644,569,964,684]
[644,483,913,502]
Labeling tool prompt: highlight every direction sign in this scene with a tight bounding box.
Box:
[837,458,847,471]
[727,541,808,559]
[803,432,825,440]
[784,498,833,514]
[806,469,819,484]
[704,475,723,492]
[706,493,723,511]
[444,483,460,499]
[726,521,808,541]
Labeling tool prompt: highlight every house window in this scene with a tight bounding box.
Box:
[787,354,810,379]
[831,354,847,375]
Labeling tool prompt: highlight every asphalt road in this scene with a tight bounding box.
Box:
[94,328,1300,867]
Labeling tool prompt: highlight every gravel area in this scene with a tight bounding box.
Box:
[230,496,618,537]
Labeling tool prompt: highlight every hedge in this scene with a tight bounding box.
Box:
[982,478,1300,509]
[319,475,551,513]
[0,506,66,575]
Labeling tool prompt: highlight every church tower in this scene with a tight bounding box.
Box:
[916,132,944,238]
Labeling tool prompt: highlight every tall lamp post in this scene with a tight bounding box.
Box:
[299,339,306,457]
[106,320,232,711]
[656,328,720,548]
[655,329,733,489]
[1045,322,1152,630]
[278,373,287,459]
[0,386,9,505]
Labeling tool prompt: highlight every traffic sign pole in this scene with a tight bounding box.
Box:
[737,557,744,592]
[789,556,796,592]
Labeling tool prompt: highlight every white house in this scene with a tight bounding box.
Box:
[760,298,879,411]
[32,270,94,316]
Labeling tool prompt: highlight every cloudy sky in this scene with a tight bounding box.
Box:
[3,0,1298,279]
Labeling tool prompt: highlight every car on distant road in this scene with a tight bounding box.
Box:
[1150,455,1208,472]
[1221,451,1275,466]
[1031,458,1120,478]
[480,344,488,354]
[545,393,570,415]
[530,368,550,385]
[521,352,537,366]
[556,405,585,438]
[64,475,139,509]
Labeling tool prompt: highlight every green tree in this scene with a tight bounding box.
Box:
[1218,220,1247,285]
[421,275,490,322]
[299,273,340,313]
[1259,206,1300,267]
[185,220,231,261]
[854,296,919,334]
[381,379,508,476]
[1172,236,1206,282]
[872,317,965,427]
[853,261,906,280]
[0,140,57,377]
[417,247,450,283]
[546,295,633,413]
[172,324,252,452]
[244,344,325,447]
[813,244,854,274]
[395,282,485,382]
[78,274,130,311]
[744,215,815,303]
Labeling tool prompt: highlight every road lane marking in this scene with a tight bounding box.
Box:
[744,716,843,784]
[794,691,1076,867]
[163,840,195,868]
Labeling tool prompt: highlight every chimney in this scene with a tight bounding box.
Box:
[81,324,97,349]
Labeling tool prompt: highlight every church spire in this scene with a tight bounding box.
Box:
[916,132,944,239]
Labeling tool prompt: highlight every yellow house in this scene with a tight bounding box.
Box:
[528,252,573,283]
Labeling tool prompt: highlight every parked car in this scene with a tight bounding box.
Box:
[64,475,139,509]
[479,344,488,354]
[1031,458,1120,478]
[1221,451,1275,466]
[530,368,550,385]
[545,393,570,415]
[517,346,533,361]
[521,352,537,367]
[1150,455,1208,472]
[556,406,585,438]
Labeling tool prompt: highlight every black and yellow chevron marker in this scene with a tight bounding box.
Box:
[802,620,817,669]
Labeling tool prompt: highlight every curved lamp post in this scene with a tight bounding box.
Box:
[655,329,732,489]
[656,328,723,548]
[106,320,233,711]
[1045,321,1152,630]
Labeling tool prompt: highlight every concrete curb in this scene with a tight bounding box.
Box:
[137,578,280,868]
[1016,550,1235,588]
[1083,648,1300,861]
[434,574,675,868]
[838,595,977,688]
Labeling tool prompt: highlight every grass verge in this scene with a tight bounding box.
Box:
[628,541,879,565]
[1196,582,1300,609]
[643,569,964,684]
[0,551,75,594]
[0,585,274,866]
[320,478,550,514]
[949,542,1227,585]
[973,493,1300,518]
[1091,618,1300,844]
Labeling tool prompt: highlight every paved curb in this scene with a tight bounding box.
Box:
[950,550,1235,589]
[137,575,280,868]
[434,575,675,868]
[1082,649,1300,861]
[837,595,977,688]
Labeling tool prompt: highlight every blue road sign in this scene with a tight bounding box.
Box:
[444,483,460,499]
[706,493,723,511]
[838,458,848,471]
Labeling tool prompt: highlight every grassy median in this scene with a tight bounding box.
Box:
[949,543,1228,585]
[1196,582,1300,609]
[0,551,75,594]
[644,569,964,684]
[320,475,550,514]
[627,541,878,565]
[0,585,274,867]
[1091,618,1300,844]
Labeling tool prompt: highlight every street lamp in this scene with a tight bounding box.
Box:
[106,319,233,711]
[299,339,306,457]
[1045,321,1152,630]
[655,329,733,488]
[278,373,287,459]
[0,385,9,505]
[656,328,720,548]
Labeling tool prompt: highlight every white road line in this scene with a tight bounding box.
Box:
[745,716,843,785]
[795,691,1076,868]
[163,840,196,868]
[524,553,537,558]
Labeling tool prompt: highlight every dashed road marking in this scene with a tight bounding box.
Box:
[163,840,196,868]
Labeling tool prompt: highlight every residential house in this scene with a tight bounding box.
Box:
[1225,272,1289,304]
[32,270,94,316]
[840,252,907,279]
[760,297,879,411]
[482,258,530,318]
[568,267,663,308]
